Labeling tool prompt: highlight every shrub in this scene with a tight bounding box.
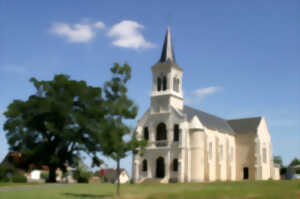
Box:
[0,163,16,182]
[11,172,27,183]
[41,172,49,181]
[73,169,92,183]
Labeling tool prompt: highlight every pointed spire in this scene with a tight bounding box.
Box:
[159,27,176,63]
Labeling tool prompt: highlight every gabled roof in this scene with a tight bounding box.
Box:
[183,105,235,134]
[227,117,262,134]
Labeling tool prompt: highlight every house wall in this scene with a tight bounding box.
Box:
[204,129,236,182]
[189,129,205,181]
[119,171,129,184]
[235,132,256,180]
[256,118,273,180]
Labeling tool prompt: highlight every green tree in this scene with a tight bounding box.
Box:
[4,75,105,182]
[98,63,145,196]
[273,155,283,167]
[289,158,300,167]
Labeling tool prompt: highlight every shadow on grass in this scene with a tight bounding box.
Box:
[63,192,113,198]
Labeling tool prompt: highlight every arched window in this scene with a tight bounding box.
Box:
[163,76,167,91]
[142,159,147,172]
[176,79,180,92]
[156,123,167,141]
[157,77,161,91]
[173,159,178,171]
[174,124,179,142]
[143,127,149,140]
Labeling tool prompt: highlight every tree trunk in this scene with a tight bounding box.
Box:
[116,158,120,196]
[48,166,57,183]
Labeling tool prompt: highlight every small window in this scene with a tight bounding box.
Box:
[142,159,147,172]
[157,77,161,91]
[143,127,149,140]
[173,159,178,171]
[219,145,223,161]
[174,124,179,142]
[230,147,234,161]
[263,148,267,163]
[209,142,213,160]
[173,77,177,92]
[163,76,167,90]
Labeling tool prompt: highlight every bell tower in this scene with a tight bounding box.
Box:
[151,27,183,113]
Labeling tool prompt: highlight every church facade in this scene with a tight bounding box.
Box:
[132,28,280,183]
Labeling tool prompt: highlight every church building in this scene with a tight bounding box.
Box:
[132,28,280,183]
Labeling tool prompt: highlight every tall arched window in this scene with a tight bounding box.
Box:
[156,123,167,141]
[163,76,167,91]
[174,124,179,142]
[173,159,178,171]
[143,127,149,140]
[142,159,147,172]
[157,77,161,91]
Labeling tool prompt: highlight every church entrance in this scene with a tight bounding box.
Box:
[156,157,165,178]
[243,167,249,179]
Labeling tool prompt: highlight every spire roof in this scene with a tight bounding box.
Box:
[159,27,176,63]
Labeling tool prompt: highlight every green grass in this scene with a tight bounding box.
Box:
[0,183,39,187]
[0,180,299,199]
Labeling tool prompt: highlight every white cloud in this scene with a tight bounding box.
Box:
[50,21,105,43]
[194,86,222,99]
[94,21,105,29]
[108,20,155,49]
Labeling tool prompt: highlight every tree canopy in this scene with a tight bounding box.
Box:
[4,75,105,182]
[97,63,146,195]
[289,158,300,167]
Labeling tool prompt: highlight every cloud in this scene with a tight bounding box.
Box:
[185,86,223,105]
[50,21,105,43]
[108,20,155,49]
[194,86,222,99]
[94,21,105,29]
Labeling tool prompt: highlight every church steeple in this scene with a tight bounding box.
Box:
[150,27,184,111]
[159,27,176,63]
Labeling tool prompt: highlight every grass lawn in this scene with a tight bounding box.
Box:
[0,183,39,187]
[0,180,299,199]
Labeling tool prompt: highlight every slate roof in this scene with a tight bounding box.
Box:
[227,117,262,134]
[183,105,235,134]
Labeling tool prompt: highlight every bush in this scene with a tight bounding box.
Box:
[41,172,49,181]
[0,163,16,182]
[73,170,92,183]
[11,172,27,183]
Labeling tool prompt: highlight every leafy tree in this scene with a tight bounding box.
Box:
[273,155,283,167]
[98,63,145,196]
[289,158,300,167]
[4,75,105,182]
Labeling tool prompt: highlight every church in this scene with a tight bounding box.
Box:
[132,28,280,183]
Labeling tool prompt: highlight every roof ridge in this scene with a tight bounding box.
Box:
[227,117,262,122]
[184,105,227,121]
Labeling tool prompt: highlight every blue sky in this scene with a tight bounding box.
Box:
[0,1,299,175]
